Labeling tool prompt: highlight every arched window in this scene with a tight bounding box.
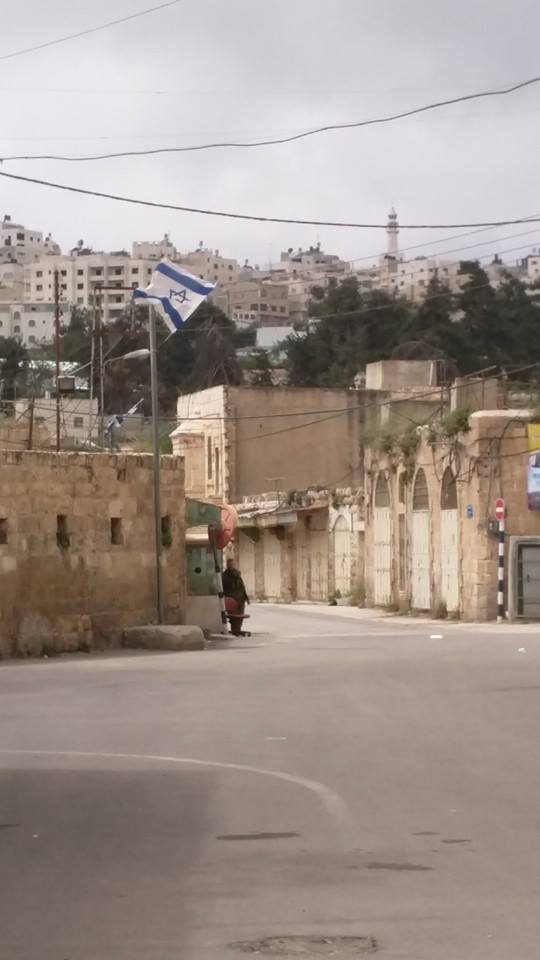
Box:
[412,468,429,511]
[441,467,457,510]
[374,472,390,507]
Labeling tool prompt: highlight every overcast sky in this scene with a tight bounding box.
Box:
[1,0,539,270]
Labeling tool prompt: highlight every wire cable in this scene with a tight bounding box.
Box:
[0,0,185,62]
[347,219,540,266]
[3,73,540,161]
[1,169,540,231]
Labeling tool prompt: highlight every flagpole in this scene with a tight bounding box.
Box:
[149,303,165,624]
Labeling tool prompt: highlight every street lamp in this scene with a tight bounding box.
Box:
[100,330,166,627]
[104,348,151,365]
[99,348,150,444]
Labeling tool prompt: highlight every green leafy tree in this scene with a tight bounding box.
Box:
[249,349,274,386]
[59,306,92,363]
[0,337,28,402]
[101,299,242,415]
[285,278,411,387]
[456,261,497,371]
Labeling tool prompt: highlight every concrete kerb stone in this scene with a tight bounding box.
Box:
[122,625,205,651]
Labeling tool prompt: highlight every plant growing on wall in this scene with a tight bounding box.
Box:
[427,407,471,446]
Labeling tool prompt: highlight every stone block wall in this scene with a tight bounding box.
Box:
[0,451,185,657]
[364,410,540,621]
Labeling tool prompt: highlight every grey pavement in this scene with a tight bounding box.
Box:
[1,604,540,959]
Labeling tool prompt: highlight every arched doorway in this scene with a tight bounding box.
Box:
[411,468,431,609]
[373,473,392,605]
[333,514,351,596]
[440,467,459,613]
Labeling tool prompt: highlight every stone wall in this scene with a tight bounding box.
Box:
[364,410,540,621]
[173,385,366,503]
[0,451,185,657]
[0,419,52,451]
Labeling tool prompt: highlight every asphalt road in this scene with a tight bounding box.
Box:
[1,605,540,959]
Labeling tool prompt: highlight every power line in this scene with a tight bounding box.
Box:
[170,361,540,435]
[1,169,540,231]
[347,220,540,266]
[348,231,540,291]
[0,0,185,62]
[13,257,539,397]
[299,254,539,327]
[3,73,539,161]
[1,360,536,454]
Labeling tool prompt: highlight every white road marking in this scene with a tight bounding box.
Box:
[0,748,357,849]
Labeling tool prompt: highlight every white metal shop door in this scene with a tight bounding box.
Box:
[333,515,352,596]
[310,528,329,601]
[237,532,256,599]
[295,519,310,600]
[374,508,392,605]
[440,468,459,613]
[411,469,431,610]
[441,510,459,611]
[411,513,431,609]
[373,472,392,606]
[440,511,459,613]
[264,531,282,600]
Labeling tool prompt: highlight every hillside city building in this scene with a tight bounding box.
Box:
[0,210,538,348]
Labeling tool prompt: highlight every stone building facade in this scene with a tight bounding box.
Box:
[0,451,185,656]
[364,410,540,621]
[171,385,365,503]
[235,490,364,604]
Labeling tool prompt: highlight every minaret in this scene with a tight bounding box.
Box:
[386,206,399,259]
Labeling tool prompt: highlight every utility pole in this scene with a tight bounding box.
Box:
[149,303,165,624]
[98,287,105,446]
[27,397,34,451]
[89,287,96,443]
[54,269,61,452]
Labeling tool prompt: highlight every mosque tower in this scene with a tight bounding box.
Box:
[386,206,399,259]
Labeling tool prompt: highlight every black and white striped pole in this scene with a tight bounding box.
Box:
[495,498,506,623]
[208,523,229,635]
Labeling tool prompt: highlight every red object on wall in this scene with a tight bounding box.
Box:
[209,504,238,549]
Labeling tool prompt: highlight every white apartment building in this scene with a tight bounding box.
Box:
[132,234,178,261]
[25,251,157,324]
[179,246,241,285]
[0,261,24,288]
[23,241,238,329]
[213,278,290,326]
[0,214,59,264]
[0,301,57,346]
[525,251,540,284]
[280,244,351,279]
[15,396,98,444]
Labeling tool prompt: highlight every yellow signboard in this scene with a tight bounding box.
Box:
[527,424,540,509]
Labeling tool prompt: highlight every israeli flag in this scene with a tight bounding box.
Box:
[106,398,144,435]
[133,258,216,333]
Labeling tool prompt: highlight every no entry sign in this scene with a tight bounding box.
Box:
[495,498,505,521]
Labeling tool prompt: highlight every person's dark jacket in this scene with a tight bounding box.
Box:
[222,568,250,605]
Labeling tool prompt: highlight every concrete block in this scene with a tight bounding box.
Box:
[123,624,204,651]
